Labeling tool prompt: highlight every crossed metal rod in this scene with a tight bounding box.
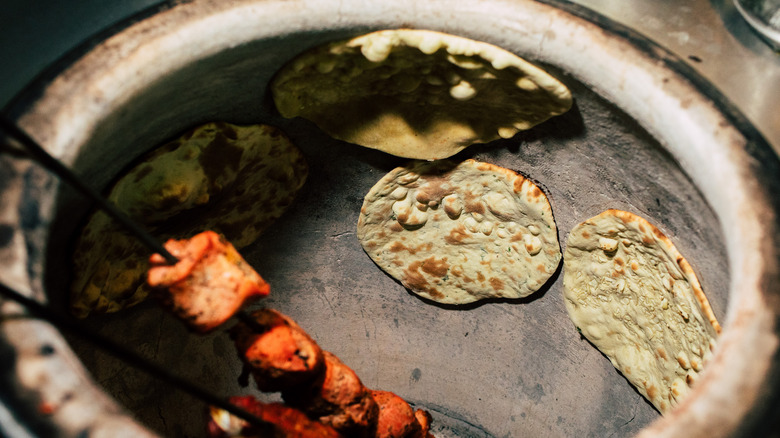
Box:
[0,115,274,433]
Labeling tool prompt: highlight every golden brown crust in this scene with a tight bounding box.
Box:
[563,209,721,414]
[358,159,560,304]
[606,209,721,333]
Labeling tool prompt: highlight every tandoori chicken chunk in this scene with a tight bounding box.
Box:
[148,231,269,333]
[207,395,342,438]
[232,309,325,392]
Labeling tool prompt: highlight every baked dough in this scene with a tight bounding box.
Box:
[70,122,307,318]
[272,29,572,160]
[358,159,561,304]
[563,209,720,414]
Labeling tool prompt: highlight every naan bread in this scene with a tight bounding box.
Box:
[272,29,572,160]
[358,159,561,304]
[563,209,720,414]
[70,122,307,318]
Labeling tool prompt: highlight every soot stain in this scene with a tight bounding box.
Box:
[39,344,55,356]
[0,224,14,247]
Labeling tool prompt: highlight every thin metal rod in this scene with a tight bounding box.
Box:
[0,116,177,265]
[0,117,279,430]
[0,282,273,434]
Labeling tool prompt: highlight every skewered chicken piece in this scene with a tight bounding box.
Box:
[207,395,342,438]
[147,231,270,333]
[372,390,436,438]
[231,309,325,392]
[146,233,434,437]
[413,410,435,438]
[234,310,436,438]
[283,351,380,437]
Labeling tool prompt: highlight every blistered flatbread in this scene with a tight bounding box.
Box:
[272,29,572,160]
[563,209,720,414]
[70,122,307,318]
[358,159,561,304]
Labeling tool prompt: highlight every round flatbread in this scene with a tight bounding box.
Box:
[272,29,572,160]
[357,159,561,304]
[70,122,308,318]
[563,209,720,414]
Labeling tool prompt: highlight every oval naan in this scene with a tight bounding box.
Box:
[563,209,720,414]
[70,122,307,318]
[272,29,572,160]
[358,159,561,304]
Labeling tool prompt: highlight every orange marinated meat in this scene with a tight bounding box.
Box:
[413,410,435,438]
[231,309,436,438]
[283,351,379,438]
[147,231,269,333]
[207,395,342,438]
[232,309,325,392]
[145,233,436,436]
[371,390,433,438]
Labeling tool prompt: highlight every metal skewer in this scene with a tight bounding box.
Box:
[1,116,269,330]
[0,116,178,265]
[0,282,273,435]
[0,115,277,433]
